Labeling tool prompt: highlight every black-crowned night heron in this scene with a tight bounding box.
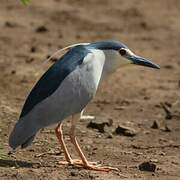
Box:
[9,40,160,172]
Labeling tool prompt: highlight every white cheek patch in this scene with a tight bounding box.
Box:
[118,48,136,68]
[120,48,135,57]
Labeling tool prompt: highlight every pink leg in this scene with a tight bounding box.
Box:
[69,114,118,172]
[55,123,94,166]
[55,123,73,164]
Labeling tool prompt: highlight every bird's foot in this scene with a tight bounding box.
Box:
[80,115,95,120]
[71,159,98,165]
[58,160,118,172]
[83,163,119,172]
[58,159,98,166]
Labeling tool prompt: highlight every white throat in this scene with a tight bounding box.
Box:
[101,50,121,79]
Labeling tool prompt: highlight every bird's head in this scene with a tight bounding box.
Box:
[88,40,160,70]
[118,47,160,69]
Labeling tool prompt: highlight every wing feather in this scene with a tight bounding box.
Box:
[20,46,90,118]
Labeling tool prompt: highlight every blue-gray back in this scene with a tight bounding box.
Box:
[20,46,90,118]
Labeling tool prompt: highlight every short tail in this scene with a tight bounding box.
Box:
[9,117,38,150]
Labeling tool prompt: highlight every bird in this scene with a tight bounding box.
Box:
[9,40,160,172]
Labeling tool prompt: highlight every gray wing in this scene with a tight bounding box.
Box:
[20,45,90,118]
[9,45,91,150]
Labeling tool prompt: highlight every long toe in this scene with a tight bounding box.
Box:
[72,159,99,166]
[58,159,101,167]
[84,164,119,172]
[58,160,72,165]
[58,159,82,166]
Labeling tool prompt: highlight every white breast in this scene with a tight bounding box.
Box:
[87,49,106,89]
[101,50,120,80]
[23,49,106,128]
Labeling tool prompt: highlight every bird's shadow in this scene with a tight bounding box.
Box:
[0,159,34,168]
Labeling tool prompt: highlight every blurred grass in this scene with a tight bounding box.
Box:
[20,0,30,5]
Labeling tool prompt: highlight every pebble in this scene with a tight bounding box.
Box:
[114,125,137,137]
[151,120,159,129]
[139,161,156,172]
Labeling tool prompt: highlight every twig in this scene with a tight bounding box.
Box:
[160,102,180,120]
[160,102,173,119]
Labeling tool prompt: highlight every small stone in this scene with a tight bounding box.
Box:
[95,134,102,138]
[26,57,34,63]
[159,152,165,156]
[4,21,17,28]
[35,25,48,33]
[114,125,137,137]
[144,130,150,134]
[151,120,159,129]
[87,118,112,133]
[30,46,36,53]
[106,132,113,139]
[162,125,171,132]
[70,170,79,176]
[139,161,156,172]
[11,70,16,74]
[144,96,151,100]
[87,122,106,133]
[85,145,91,151]
[140,21,148,29]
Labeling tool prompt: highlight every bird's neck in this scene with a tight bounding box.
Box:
[101,50,121,79]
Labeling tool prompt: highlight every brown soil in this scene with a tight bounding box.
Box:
[0,0,180,179]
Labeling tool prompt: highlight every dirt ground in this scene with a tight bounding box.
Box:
[0,0,180,179]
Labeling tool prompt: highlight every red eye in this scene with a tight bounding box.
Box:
[119,49,126,56]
